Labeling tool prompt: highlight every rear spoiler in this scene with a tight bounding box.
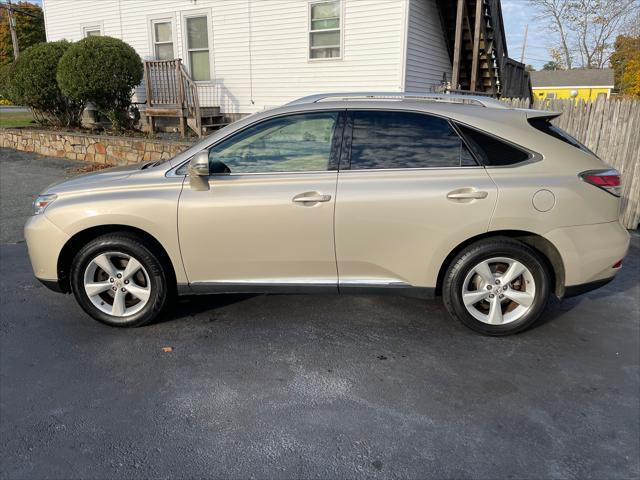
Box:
[517,108,562,121]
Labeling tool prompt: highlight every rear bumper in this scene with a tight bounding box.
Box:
[563,277,615,298]
[545,220,629,290]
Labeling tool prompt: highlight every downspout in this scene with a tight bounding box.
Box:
[247,0,255,106]
[399,0,410,92]
[118,0,124,39]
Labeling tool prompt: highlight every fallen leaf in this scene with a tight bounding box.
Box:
[162,347,173,353]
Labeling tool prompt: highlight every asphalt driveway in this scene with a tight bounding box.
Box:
[0,148,639,479]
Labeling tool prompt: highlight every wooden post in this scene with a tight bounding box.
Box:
[451,0,465,90]
[470,0,483,92]
[176,59,186,138]
[143,61,155,134]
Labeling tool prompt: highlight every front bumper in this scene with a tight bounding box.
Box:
[545,220,630,292]
[24,214,70,286]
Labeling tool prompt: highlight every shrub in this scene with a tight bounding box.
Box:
[0,63,16,104]
[57,36,143,130]
[10,41,83,127]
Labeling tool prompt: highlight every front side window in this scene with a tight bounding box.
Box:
[186,16,210,81]
[208,112,339,173]
[349,111,476,169]
[309,1,341,59]
[152,21,174,60]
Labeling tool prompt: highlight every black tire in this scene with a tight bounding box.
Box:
[442,237,550,336]
[70,233,168,327]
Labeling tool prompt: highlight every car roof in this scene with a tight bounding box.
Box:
[286,92,510,109]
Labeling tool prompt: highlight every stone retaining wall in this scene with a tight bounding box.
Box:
[0,128,193,165]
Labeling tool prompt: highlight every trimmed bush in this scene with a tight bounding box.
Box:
[57,36,143,130]
[10,41,84,127]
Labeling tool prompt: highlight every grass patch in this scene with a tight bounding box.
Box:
[0,111,36,128]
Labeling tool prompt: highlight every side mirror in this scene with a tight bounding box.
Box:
[188,150,210,177]
[187,150,210,191]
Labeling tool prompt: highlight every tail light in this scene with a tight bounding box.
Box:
[579,169,621,197]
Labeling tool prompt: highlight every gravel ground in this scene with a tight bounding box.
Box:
[0,148,638,479]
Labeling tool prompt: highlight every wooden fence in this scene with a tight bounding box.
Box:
[501,96,640,229]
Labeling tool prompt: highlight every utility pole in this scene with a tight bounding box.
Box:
[7,0,20,60]
[520,23,528,64]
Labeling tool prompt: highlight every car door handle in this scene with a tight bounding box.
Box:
[447,189,489,200]
[292,192,332,204]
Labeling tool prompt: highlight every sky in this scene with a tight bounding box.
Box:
[22,0,552,69]
[501,0,553,69]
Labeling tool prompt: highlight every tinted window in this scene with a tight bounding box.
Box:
[457,125,530,166]
[349,111,476,169]
[528,118,596,156]
[208,112,338,173]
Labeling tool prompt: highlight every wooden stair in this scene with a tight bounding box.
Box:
[143,59,227,138]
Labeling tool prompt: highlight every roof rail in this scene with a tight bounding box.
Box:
[286,92,509,109]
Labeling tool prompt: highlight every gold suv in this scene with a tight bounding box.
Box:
[25,93,630,335]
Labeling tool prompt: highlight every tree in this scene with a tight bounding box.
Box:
[0,2,46,65]
[57,36,143,130]
[525,64,536,72]
[610,35,640,96]
[542,60,563,70]
[568,0,637,69]
[529,0,574,69]
[528,0,640,69]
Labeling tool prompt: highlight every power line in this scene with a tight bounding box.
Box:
[0,2,43,18]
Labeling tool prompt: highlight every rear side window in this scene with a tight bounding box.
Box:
[528,118,596,156]
[349,111,477,170]
[457,124,530,166]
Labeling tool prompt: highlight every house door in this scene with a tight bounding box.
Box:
[183,13,211,81]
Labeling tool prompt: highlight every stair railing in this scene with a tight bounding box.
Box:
[143,59,202,136]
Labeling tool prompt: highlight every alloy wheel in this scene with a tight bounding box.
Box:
[461,256,536,325]
[83,251,151,319]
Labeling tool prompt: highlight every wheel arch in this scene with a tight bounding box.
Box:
[56,225,178,294]
[435,230,566,298]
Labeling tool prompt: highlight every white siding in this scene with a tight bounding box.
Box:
[43,0,445,114]
[405,0,451,92]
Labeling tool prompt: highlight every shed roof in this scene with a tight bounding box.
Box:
[530,68,614,87]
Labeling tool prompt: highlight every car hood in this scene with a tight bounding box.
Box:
[44,162,151,195]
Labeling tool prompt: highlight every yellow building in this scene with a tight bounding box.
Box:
[530,69,614,101]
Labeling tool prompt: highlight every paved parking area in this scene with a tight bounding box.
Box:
[0,148,638,479]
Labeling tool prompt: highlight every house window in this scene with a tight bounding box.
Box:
[185,16,210,81]
[152,20,174,60]
[82,24,102,37]
[309,1,341,59]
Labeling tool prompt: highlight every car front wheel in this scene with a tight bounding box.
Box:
[70,233,168,327]
[443,238,550,335]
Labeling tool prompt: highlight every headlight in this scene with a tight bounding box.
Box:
[33,194,57,215]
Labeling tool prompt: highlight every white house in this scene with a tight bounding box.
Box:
[42,0,529,134]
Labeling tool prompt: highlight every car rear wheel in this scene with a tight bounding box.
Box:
[443,238,550,335]
[70,233,168,327]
